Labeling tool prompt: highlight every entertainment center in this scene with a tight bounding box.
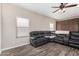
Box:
[56,18,79,31]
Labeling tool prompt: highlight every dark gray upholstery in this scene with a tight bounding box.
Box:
[54,34,69,45]
[30,31,55,47]
[69,31,79,48]
[30,31,79,48]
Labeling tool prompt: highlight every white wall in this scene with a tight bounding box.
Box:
[1,4,56,50]
[0,4,1,53]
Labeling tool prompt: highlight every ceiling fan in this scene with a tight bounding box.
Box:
[52,3,78,13]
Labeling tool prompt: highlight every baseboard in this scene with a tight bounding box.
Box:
[1,43,30,52]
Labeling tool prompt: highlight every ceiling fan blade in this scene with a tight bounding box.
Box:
[63,3,68,6]
[52,7,59,8]
[53,9,60,13]
[65,4,77,8]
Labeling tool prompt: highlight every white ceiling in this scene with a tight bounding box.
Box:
[13,3,79,21]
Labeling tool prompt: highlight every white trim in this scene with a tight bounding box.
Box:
[1,43,30,51]
[0,3,3,54]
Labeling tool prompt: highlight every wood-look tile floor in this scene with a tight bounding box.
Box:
[0,42,79,56]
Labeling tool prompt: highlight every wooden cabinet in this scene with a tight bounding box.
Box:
[56,18,79,31]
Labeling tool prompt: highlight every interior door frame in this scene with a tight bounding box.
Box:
[0,3,2,54]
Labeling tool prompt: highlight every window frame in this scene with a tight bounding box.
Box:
[50,23,54,31]
[16,17,30,38]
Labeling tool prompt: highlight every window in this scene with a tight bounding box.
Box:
[50,23,54,31]
[16,17,29,37]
